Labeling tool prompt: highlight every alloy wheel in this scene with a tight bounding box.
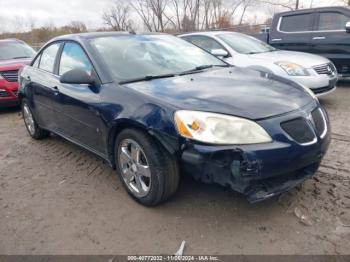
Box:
[23,104,36,136]
[118,139,151,197]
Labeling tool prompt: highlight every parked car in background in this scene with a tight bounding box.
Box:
[0,39,35,107]
[254,6,350,78]
[180,31,338,96]
[19,32,330,206]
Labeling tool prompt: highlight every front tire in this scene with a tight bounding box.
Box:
[21,99,50,139]
[115,128,179,206]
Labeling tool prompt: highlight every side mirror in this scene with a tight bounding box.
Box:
[60,69,95,85]
[211,49,229,58]
[346,22,350,33]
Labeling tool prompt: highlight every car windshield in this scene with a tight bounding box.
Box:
[217,33,276,54]
[89,34,227,82]
[0,42,35,60]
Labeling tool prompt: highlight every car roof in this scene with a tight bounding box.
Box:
[51,31,168,42]
[277,6,350,16]
[179,31,243,37]
[0,38,24,44]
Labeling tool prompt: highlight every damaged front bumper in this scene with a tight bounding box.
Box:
[180,104,331,203]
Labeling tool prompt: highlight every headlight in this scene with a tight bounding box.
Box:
[276,62,310,76]
[174,111,272,145]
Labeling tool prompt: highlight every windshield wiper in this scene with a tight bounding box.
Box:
[119,73,175,84]
[179,64,228,76]
[12,56,31,59]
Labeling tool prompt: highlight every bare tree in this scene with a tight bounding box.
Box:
[67,21,87,33]
[260,0,301,10]
[131,0,170,32]
[102,2,133,31]
[238,0,256,25]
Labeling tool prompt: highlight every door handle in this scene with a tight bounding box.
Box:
[271,38,282,42]
[52,86,60,95]
[312,36,326,40]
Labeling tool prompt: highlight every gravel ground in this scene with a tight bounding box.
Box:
[0,84,349,255]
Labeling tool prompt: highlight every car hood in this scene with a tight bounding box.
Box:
[0,58,32,70]
[250,50,330,68]
[123,67,314,120]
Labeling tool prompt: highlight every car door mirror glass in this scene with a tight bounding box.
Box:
[346,21,350,33]
[60,69,95,85]
[211,49,229,58]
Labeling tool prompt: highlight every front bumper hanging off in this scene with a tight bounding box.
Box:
[180,104,331,203]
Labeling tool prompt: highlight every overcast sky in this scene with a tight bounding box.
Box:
[0,0,346,33]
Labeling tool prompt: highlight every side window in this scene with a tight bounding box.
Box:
[280,13,314,32]
[32,54,41,68]
[318,12,349,31]
[188,36,225,53]
[39,43,61,73]
[59,42,93,76]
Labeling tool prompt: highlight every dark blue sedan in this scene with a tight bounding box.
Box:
[19,32,330,206]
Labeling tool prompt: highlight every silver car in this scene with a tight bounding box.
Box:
[179,31,338,96]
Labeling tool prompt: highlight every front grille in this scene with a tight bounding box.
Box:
[339,65,350,75]
[313,85,336,94]
[281,118,315,144]
[311,109,327,138]
[313,63,336,76]
[0,70,19,82]
[0,89,10,97]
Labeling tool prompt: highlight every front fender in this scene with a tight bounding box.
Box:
[106,103,180,166]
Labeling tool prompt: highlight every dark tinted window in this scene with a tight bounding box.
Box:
[186,36,225,53]
[59,42,93,76]
[39,43,61,73]
[318,12,349,30]
[280,13,314,32]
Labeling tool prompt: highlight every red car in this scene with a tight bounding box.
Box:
[0,39,35,107]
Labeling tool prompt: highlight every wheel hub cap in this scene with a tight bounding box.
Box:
[118,139,151,197]
[23,104,35,136]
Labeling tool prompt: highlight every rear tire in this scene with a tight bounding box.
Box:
[115,128,179,206]
[21,99,50,140]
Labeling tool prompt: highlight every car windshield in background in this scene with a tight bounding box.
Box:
[0,42,35,60]
[217,33,276,54]
[89,34,227,82]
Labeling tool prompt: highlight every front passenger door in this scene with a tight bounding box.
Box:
[55,42,105,154]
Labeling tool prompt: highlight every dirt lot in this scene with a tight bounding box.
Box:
[0,84,349,255]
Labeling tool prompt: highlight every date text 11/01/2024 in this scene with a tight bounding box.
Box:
[127,256,220,261]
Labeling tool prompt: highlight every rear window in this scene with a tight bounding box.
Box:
[0,41,35,61]
[318,12,350,30]
[279,13,314,32]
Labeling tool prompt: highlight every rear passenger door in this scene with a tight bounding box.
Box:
[311,11,350,76]
[269,12,315,52]
[28,42,62,131]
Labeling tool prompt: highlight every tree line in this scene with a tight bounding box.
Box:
[1,0,349,46]
[101,0,350,32]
